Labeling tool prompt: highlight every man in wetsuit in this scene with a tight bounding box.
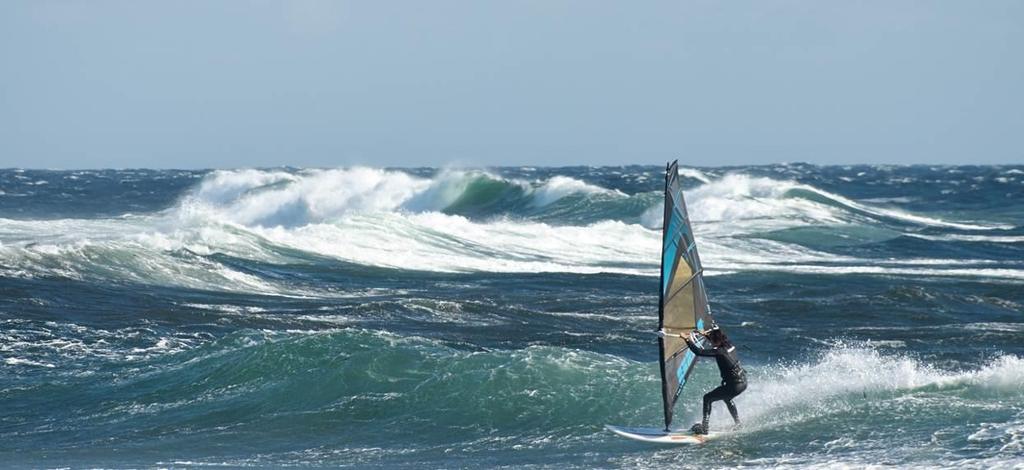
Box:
[682,326,747,435]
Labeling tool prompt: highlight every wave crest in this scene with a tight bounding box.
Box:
[176,168,639,227]
[738,345,1024,430]
[2,167,1021,287]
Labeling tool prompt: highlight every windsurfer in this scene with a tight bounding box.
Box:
[682,326,746,435]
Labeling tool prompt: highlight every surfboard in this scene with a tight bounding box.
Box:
[605,425,714,444]
[607,161,723,444]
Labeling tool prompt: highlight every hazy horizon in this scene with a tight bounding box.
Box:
[4,161,1024,172]
[2,1,1022,169]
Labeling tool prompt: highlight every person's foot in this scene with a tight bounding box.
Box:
[689,423,707,435]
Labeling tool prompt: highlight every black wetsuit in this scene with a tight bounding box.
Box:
[686,336,747,433]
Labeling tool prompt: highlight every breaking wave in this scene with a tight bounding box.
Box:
[738,345,1024,429]
[179,168,638,227]
[1,167,1021,292]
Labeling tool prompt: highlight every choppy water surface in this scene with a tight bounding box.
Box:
[1,164,1022,468]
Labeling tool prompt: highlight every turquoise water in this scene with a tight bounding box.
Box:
[1,165,1022,468]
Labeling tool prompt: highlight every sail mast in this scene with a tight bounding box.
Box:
[657,162,672,430]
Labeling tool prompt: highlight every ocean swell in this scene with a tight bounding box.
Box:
[0,167,1021,290]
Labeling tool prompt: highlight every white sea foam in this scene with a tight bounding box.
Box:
[687,174,843,225]
[183,167,431,227]
[685,173,1009,230]
[4,357,56,368]
[254,213,658,275]
[403,170,500,212]
[908,233,1024,244]
[0,168,1019,289]
[530,175,623,207]
[968,413,1024,453]
[735,347,1024,430]
[0,217,289,294]
[0,319,202,366]
[180,168,620,226]
[803,184,1012,230]
[720,263,1024,280]
[677,167,712,184]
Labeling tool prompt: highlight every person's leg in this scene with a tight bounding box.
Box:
[725,399,740,424]
[724,380,747,426]
[701,394,713,431]
[697,384,731,433]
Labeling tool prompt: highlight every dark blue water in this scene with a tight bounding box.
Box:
[1,165,1022,468]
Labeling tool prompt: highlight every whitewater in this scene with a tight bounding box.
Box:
[1,164,1022,468]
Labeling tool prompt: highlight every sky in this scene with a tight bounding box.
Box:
[1,1,1022,169]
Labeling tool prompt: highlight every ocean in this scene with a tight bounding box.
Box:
[1,164,1022,468]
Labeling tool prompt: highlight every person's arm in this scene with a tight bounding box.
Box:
[683,332,718,357]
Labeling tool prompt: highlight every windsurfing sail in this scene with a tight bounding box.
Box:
[657,160,715,430]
